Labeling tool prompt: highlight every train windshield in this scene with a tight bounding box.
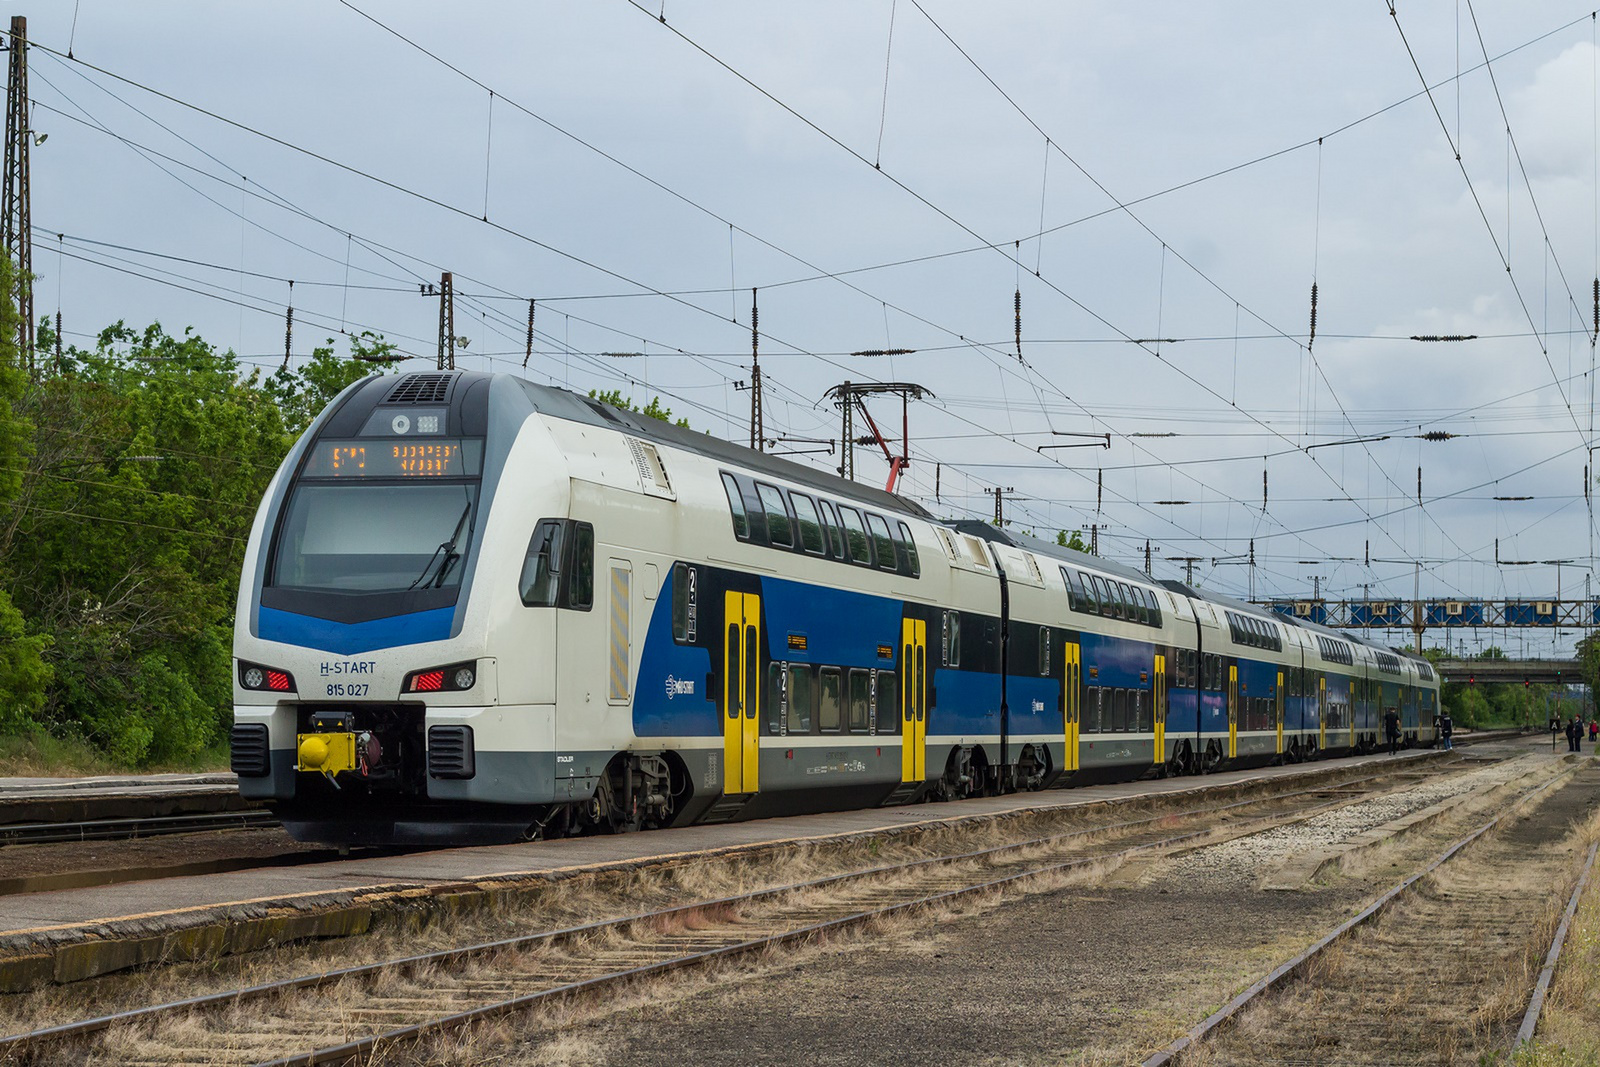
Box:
[271,482,479,593]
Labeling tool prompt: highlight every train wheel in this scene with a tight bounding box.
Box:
[938,747,972,801]
[1017,745,1048,790]
[1165,740,1190,777]
[584,772,642,834]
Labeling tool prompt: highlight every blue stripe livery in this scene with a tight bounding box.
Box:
[259,605,455,655]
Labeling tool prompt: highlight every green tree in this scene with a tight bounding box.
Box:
[1056,529,1093,554]
[1453,684,1490,729]
[0,258,51,730]
[0,321,405,764]
[589,388,690,429]
[264,331,398,435]
[1576,631,1600,698]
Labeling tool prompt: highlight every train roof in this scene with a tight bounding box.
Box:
[1159,580,1285,624]
[510,375,933,521]
[1255,604,1424,661]
[956,522,1163,586]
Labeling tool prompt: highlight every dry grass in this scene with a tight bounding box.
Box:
[1333,755,1555,881]
[1172,768,1600,1067]
[0,760,1497,1065]
[0,783,1259,1038]
[374,855,1135,1067]
[1510,809,1600,1067]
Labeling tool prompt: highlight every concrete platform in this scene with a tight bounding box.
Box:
[0,772,248,827]
[0,773,236,795]
[0,740,1541,992]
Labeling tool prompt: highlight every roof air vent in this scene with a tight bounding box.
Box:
[386,373,454,405]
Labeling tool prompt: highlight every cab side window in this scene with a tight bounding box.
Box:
[567,523,594,610]
[519,520,563,607]
[520,519,593,610]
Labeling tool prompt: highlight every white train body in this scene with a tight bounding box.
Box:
[230,372,1440,845]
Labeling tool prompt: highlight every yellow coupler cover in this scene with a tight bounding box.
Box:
[297,732,358,774]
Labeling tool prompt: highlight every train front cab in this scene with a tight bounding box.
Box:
[231,371,604,846]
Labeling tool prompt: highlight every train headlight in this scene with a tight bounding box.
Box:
[239,662,295,692]
[403,661,478,694]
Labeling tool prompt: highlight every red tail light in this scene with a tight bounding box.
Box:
[403,661,477,694]
[239,662,297,693]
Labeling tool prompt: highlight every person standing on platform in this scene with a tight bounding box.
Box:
[1384,707,1401,755]
[1439,712,1453,751]
[1589,720,1597,745]
[1566,717,1581,753]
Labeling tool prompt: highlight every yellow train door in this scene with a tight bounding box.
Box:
[1318,676,1328,752]
[1064,641,1081,772]
[1348,679,1357,749]
[1227,663,1239,759]
[901,618,927,783]
[1276,670,1285,755]
[1153,653,1167,767]
[722,591,761,794]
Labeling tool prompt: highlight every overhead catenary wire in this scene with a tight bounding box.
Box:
[623,0,1474,597]
[898,0,1475,575]
[28,10,1600,627]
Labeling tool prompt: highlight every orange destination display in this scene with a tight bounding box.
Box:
[300,439,479,478]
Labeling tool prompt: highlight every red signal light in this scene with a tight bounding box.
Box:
[410,670,445,692]
[265,670,291,692]
[1468,675,1475,686]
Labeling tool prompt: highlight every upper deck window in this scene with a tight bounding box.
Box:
[897,522,921,578]
[1143,588,1163,627]
[838,506,872,565]
[722,473,749,540]
[791,493,826,555]
[866,514,896,571]
[756,483,792,548]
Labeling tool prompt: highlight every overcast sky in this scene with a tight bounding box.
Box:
[18,1,1600,656]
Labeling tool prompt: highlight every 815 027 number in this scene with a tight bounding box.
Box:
[325,683,369,697]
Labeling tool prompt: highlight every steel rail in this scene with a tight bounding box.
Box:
[259,826,1224,1067]
[0,808,276,845]
[0,771,1415,1064]
[1513,837,1600,1047]
[1139,764,1577,1067]
[267,756,1519,1067]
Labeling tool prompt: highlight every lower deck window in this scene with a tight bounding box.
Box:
[849,671,871,732]
[819,668,842,732]
[876,673,898,735]
[787,665,813,733]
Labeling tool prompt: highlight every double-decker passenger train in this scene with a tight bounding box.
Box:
[230,371,1440,845]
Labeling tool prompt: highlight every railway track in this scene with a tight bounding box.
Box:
[1143,760,1600,1066]
[0,809,277,846]
[0,757,1527,1066]
[0,736,1512,897]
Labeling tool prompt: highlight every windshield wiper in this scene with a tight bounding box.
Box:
[408,500,473,590]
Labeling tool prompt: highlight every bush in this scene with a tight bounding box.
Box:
[0,590,50,732]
